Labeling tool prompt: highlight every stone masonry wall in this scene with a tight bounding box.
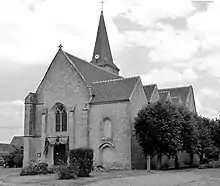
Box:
[28,50,90,164]
[89,101,131,169]
[129,78,148,169]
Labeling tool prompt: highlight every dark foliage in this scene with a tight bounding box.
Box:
[177,106,200,165]
[57,161,78,180]
[2,145,23,168]
[69,148,94,177]
[134,101,183,159]
[20,161,49,176]
[196,116,216,164]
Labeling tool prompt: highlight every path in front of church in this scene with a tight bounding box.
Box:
[1,167,220,186]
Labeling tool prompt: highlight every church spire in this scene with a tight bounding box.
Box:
[91,11,120,75]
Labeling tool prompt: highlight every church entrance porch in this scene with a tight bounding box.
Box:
[54,144,66,165]
[44,136,69,165]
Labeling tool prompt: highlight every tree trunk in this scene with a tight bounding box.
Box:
[174,154,179,169]
[189,152,194,166]
[200,153,203,164]
[157,155,162,169]
[147,155,151,171]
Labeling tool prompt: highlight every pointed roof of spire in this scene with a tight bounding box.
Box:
[91,11,119,71]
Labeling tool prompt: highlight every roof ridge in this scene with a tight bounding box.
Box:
[159,85,191,90]
[93,76,139,84]
[65,51,121,77]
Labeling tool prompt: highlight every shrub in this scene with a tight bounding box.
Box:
[69,148,94,177]
[160,162,170,170]
[198,161,220,169]
[20,161,49,176]
[14,154,23,168]
[57,164,78,180]
[47,166,57,174]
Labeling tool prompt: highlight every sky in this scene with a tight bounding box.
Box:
[0,0,220,143]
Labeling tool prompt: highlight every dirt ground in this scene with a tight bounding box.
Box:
[1,167,220,186]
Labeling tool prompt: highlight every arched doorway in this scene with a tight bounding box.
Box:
[54,144,66,165]
[102,147,114,168]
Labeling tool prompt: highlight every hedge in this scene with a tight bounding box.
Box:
[69,148,94,177]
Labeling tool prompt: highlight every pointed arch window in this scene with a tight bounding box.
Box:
[55,104,67,132]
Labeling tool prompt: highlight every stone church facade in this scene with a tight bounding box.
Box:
[23,11,197,169]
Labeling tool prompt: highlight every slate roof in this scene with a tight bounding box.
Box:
[10,136,23,148]
[159,91,171,103]
[0,143,14,155]
[159,86,191,107]
[65,52,122,85]
[143,84,157,102]
[90,76,140,104]
[91,11,119,71]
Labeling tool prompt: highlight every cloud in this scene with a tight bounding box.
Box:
[0,100,24,143]
[12,99,24,106]
[0,0,129,65]
[140,67,198,85]
[199,87,220,98]
[123,0,194,26]
[188,1,220,49]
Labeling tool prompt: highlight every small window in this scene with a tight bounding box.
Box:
[55,110,60,132]
[62,110,67,132]
[55,104,67,132]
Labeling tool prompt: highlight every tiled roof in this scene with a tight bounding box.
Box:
[90,76,140,104]
[65,52,122,85]
[10,136,23,148]
[91,11,119,71]
[143,84,157,102]
[159,86,191,107]
[159,91,171,103]
[0,143,14,155]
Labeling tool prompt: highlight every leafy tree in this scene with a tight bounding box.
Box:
[134,101,183,170]
[177,106,200,165]
[196,116,215,164]
[209,119,220,149]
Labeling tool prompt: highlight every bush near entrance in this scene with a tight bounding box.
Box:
[69,148,94,177]
[20,161,50,176]
[57,148,94,179]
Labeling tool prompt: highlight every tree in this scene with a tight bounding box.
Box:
[196,116,215,164]
[134,101,183,170]
[177,106,200,165]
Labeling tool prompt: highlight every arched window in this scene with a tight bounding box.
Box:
[102,118,112,140]
[55,104,67,132]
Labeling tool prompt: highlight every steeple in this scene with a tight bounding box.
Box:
[91,11,120,75]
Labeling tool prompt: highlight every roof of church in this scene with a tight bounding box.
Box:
[159,91,171,103]
[90,11,119,71]
[143,84,157,102]
[10,136,23,148]
[0,143,14,155]
[171,97,182,105]
[90,76,140,104]
[65,52,122,85]
[159,86,191,107]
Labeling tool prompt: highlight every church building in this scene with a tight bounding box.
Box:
[23,11,197,169]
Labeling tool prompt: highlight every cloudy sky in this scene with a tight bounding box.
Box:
[0,0,220,143]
